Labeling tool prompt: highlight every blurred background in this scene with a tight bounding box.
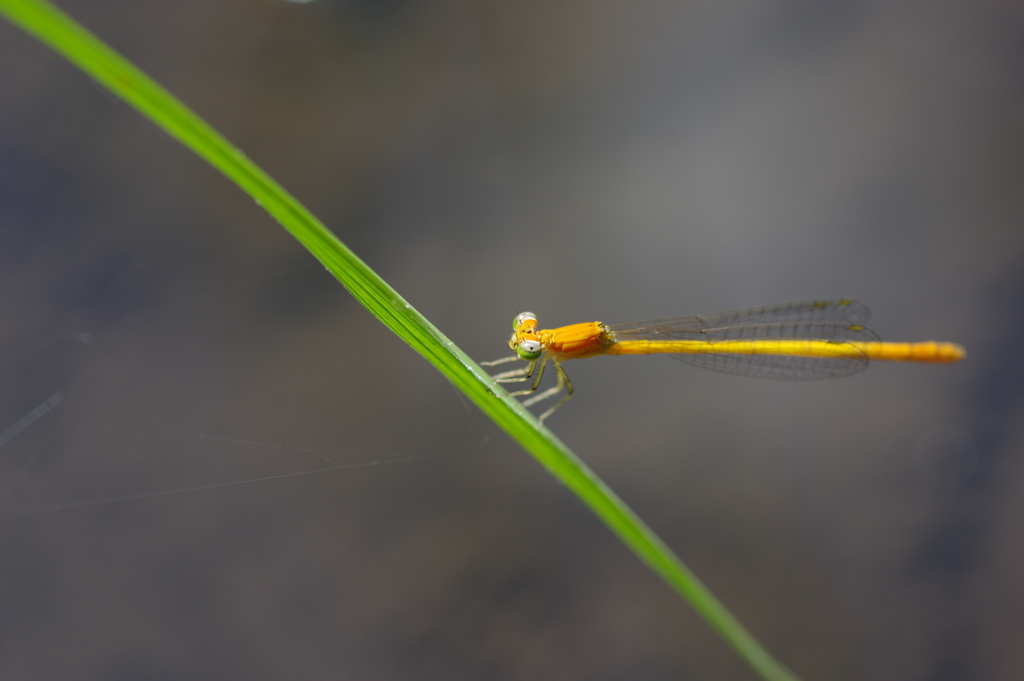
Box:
[1,1,1022,679]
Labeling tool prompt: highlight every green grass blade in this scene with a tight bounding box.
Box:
[0,1,799,679]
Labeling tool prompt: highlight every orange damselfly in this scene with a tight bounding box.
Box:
[481,299,965,421]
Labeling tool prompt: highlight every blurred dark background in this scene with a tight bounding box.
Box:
[2,1,1022,679]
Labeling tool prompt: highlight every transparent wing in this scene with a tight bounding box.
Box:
[608,299,870,338]
[609,299,880,380]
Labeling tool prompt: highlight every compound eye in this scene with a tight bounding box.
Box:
[513,312,538,330]
[516,339,542,360]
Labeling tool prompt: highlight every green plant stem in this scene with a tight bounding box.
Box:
[0,2,799,679]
